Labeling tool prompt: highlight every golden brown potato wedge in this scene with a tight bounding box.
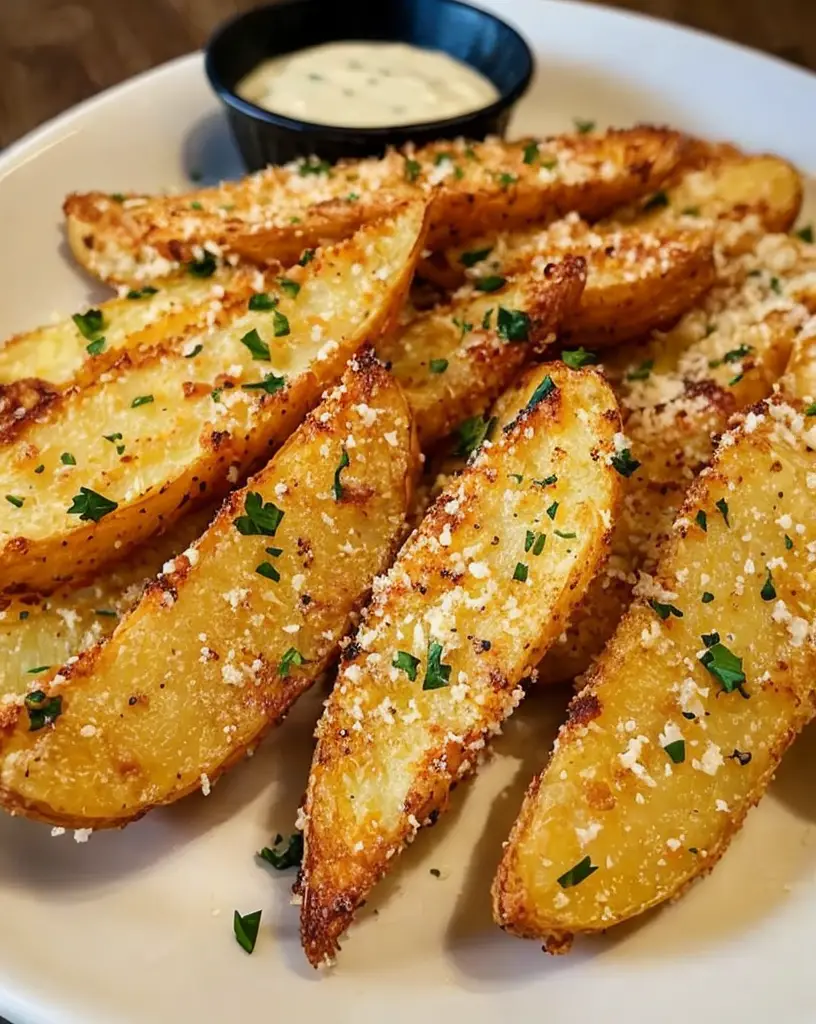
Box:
[298,362,622,967]
[65,128,686,283]
[0,507,214,703]
[0,201,427,593]
[493,394,816,947]
[420,218,716,348]
[0,350,417,828]
[380,256,587,445]
[539,231,816,684]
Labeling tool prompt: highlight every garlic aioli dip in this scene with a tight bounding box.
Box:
[236,41,499,128]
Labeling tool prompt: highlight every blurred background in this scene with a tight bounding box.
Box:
[1,0,814,148]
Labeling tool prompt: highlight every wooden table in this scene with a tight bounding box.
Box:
[1,0,815,149]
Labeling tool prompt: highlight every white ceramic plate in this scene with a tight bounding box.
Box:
[1,2,816,1022]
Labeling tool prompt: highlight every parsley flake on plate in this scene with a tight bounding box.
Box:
[259,832,303,870]
[561,347,598,369]
[233,909,262,954]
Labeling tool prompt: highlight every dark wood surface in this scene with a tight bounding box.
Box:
[1,0,815,150]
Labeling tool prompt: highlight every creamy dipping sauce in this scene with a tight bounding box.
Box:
[236,41,499,128]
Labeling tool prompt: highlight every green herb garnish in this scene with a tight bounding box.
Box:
[5,495,23,508]
[562,347,598,369]
[422,640,451,690]
[525,374,557,412]
[460,247,493,268]
[278,647,305,677]
[258,833,303,870]
[557,855,598,887]
[715,497,730,527]
[233,492,284,537]
[699,633,746,695]
[255,562,281,582]
[695,510,707,532]
[429,358,449,374]
[249,292,276,311]
[131,395,154,408]
[298,248,316,266]
[454,415,496,457]
[86,337,106,356]
[72,309,105,340]
[126,286,158,300]
[240,328,270,360]
[642,190,669,212]
[496,307,531,343]
[611,448,640,478]
[67,487,118,522]
[332,447,350,501]
[663,739,685,764]
[393,651,420,681]
[474,275,506,293]
[60,452,76,466]
[25,690,62,732]
[187,252,217,278]
[627,359,654,381]
[702,592,714,603]
[242,373,286,395]
[233,909,262,954]
[513,562,529,582]
[405,158,421,183]
[760,568,776,602]
[272,309,290,337]
[278,277,300,298]
[795,225,814,243]
[573,119,596,134]
[648,599,683,620]
[522,141,539,164]
[298,157,331,176]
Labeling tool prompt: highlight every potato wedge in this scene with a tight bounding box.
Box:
[614,144,803,237]
[298,363,622,967]
[64,128,686,283]
[539,231,816,684]
[0,507,214,703]
[420,218,716,347]
[380,256,587,445]
[0,202,427,593]
[0,350,417,828]
[493,394,816,946]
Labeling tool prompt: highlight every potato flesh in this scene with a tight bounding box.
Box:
[0,203,426,591]
[0,354,417,826]
[299,363,622,966]
[0,272,254,390]
[64,128,685,283]
[493,398,816,942]
[380,257,586,445]
[539,231,816,684]
[0,508,213,701]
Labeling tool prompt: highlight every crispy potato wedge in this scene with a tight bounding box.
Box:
[64,128,686,283]
[380,256,587,445]
[613,144,803,237]
[494,395,816,946]
[539,231,816,684]
[0,351,417,828]
[0,202,427,593]
[298,363,622,967]
[0,507,214,703]
[420,218,716,347]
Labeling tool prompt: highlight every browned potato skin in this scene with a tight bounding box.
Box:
[0,351,418,828]
[64,128,687,284]
[420,221,716,349]
[298,363,622,967]
[381,256,587,445]
[0,202,427,594]
[493,397,816,946]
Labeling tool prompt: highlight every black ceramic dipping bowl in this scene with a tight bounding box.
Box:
[205,0,535,171]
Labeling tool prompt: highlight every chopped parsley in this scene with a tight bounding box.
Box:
[248,292,276,311]
[454,415,496,458]
[187,252,217,278]
[104,432,126,455]
[525,374,557,412]
[258,832,303,870]
[695,509,708,532]
[663,739,685,764]
[86,337,106,356]
[240,328,270,360]
[805,403,816,417]
[554,529,577,539]
[67,487,118,522]
[429,358,449,374]
[72,309,105,340]
[452,316,473,341]
[272,309,290,337]
[627,359,654,381]
[332,447,350,501]
[561,347,598,369]
[131,395,154,408]
[190,201,203,210]
[95,609,117,618]
[573,118,596,134]
[185,344,203,358]
[278,277,300,298]
[648,599,683,620]
[785,534,794,550]
[422,640,451,690]
[60,452,76,466]
[393,651,420,681]
[460,246,493,268]
[557,855,598,888]
[255,561,281,582]
[642,190,669,212]
[233,491,284,537]
[233,909,262,954]
[126,286,158,300]
[474,275,506,293]
[546,502,558,521]
[525,531,546,556]
[5,495,23,508]
[723,343,753,364]
[405,158,421,183]
[611,448,640,478]
[796,224,814,243]
[513,562,529,582]
[760,568,776,602]
[522,141,539,164]
[481,308,493,330]
[298,157,331,176]
[534,474,558,488]
[699,632,747,695]
[496,172,517,189]
[702,591,714,603]
[770,276,782,295]
[298,248,316,267]
[715,497,730,527]
[25,690,62,732]
[242,372,286,395]
[496,307,531,343]
[278,647,305,677]
[27,666,50,674]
